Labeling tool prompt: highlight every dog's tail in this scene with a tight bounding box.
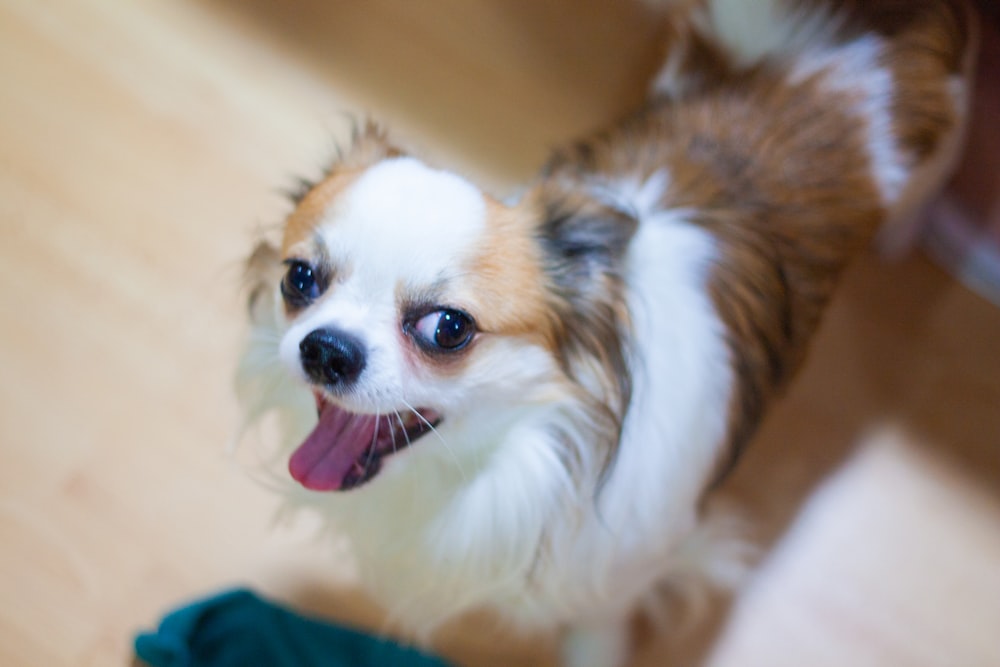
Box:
[644,0,978,256]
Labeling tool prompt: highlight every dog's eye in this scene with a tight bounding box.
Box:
[412,309,476,352]
[281,260,321,307]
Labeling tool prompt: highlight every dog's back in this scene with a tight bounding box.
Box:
[546,0,976,480]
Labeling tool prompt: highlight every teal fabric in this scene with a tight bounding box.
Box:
[134,589,452,667]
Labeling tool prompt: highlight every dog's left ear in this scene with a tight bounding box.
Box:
[535,191,638,459]
[537,192,638,297]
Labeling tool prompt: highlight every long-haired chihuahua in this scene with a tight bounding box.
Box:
[237,1,976,664]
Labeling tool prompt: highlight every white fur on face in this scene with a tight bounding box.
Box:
[277,157,490,412]
[321,157,488,289]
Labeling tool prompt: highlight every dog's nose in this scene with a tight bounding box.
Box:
[299,328,367,388]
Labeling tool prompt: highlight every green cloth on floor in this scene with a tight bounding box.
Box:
[134,588,452,667]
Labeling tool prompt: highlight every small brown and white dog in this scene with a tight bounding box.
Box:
[238,1,976,664]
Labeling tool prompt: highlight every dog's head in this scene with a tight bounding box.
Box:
[249,125,637,492]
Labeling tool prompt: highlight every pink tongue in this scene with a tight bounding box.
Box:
[288,404,377,491]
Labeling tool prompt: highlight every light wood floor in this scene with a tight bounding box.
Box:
[1,1,998,666]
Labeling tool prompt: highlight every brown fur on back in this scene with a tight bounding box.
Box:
[543,0,974,478]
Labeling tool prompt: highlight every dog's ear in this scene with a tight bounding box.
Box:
[537,192,638,299]
[244,240,284,325]
[535,192,638,481]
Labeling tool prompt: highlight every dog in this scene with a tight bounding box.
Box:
[237,1,976,664]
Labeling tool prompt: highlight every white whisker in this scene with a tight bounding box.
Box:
[386,412,400,454]
[400,399,467,481]
[365,410,381,470]
[394,410,411,451]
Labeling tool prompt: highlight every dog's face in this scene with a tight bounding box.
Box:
[272,142,635,492]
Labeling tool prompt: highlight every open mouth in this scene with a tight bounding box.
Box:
[288,392,441,492]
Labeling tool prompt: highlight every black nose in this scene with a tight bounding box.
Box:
[299,328,367,388]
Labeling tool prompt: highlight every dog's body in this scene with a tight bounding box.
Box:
[239,1,975,664]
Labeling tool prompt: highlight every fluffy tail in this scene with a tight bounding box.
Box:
[644,0,978,256]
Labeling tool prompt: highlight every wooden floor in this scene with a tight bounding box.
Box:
[1,1,998,665]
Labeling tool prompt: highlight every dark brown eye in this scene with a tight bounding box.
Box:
[412,309,475,351]
[281,260,320,307]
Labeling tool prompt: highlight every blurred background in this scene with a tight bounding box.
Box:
[1,1,998,665]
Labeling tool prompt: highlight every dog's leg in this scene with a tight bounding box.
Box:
[561,617,629,667]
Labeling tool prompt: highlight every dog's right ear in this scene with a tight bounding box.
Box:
[236,238,313,446]
[244,240,284,325]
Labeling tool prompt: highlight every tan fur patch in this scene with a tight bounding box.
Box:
[389,198,559,379]
[282,171,361,256]
[282,122,405,256]
[457,200,554,347]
